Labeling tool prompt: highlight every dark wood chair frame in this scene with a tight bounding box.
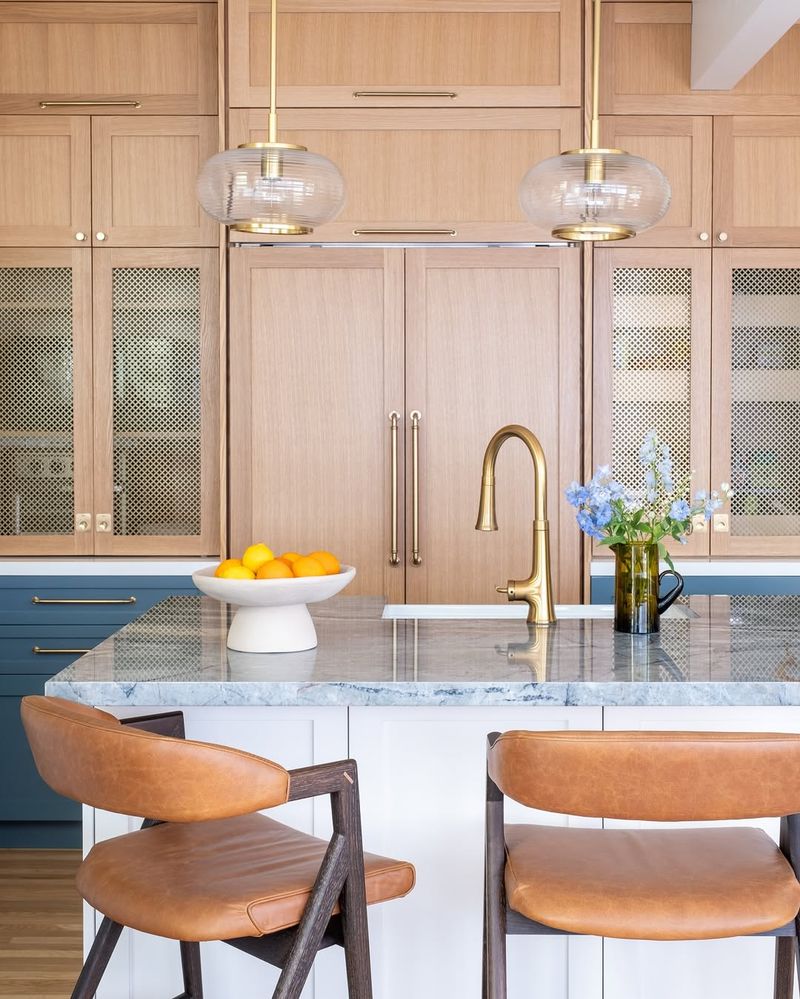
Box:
[71,710,374,999]
[482,732,800,999]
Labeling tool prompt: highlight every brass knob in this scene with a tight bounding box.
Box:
[496,585,509,594]
[717,232,728,242]
[96,231,107,241]
[699,232,709,242]
[75,231,87,241]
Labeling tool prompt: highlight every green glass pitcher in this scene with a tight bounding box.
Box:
[612,542,684,635]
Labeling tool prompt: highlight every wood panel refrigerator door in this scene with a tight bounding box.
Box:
[711,250,800,556]
[593,248,712,558]
[91,116,219,247]
[0,116,91,246]
[404,247,582,605]
[92,248,220,556]
[228,108,581,243]
[714,117,800,248]
[228,248,405,601]
[0,248,93,555]
[0,3,217,114]
[227,0,581,108]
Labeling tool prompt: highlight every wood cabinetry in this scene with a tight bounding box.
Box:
[0,3,217,114]
[228,108,582,243]
[229,247,583,603]
[228,0,581,109]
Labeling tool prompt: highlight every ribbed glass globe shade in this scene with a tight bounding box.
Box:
[519,149,671,241]
[197,144,346,235]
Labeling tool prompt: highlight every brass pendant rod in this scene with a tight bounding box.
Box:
[589,0,601,149]
[268,0,278,143]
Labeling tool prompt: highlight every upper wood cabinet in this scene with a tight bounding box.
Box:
[91,116,219,246]
[600,4,800,116]
[600,116,712,248]
[0,3,217,114]
[228,108,582,242]
[0,116,91,246]
[227,0,581,108]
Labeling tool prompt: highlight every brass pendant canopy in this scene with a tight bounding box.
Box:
[196,0,345,234]
[518,0,670,241]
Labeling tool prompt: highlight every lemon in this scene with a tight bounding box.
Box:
[242,542,274,573]
[214,558,242,578]
[217,564,256,580]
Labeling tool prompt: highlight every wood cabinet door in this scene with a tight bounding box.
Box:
[711,249,800,557]
[714,117,800,248]
[600,116,712,248]
[0,116,91,247]
[228,0,580,109]
[91,116,219,247]
[593,248,712,558]
[0,249,93,555]
[228,108,582,243]
[92,248,220,556]
[228,248,405,601]
[601,3,800,115]
[0,3,217,114]
[404,247,582,605]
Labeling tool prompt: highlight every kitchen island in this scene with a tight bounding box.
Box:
[48,595,800,999]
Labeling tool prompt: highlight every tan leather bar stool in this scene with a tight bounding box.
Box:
[483,730,800,998]
[21,696,415,999]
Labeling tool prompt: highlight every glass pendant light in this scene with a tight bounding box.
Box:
[519,0,670,241]
[196,0,345,234]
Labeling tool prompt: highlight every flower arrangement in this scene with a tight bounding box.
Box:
[565,430,732,568]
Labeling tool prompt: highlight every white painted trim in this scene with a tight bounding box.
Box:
[0,559,216,576]
[591,559,800,577]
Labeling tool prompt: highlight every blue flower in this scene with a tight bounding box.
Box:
[576,510,603,540]
[609,479,626,500]
[694,489,708,503]
[565,481,588,508]
[644,468,656,488]
[639,430,658,465]
[669,499,690,522]
[595,503,613,527]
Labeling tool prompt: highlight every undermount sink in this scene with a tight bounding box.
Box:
[381,604,696,620]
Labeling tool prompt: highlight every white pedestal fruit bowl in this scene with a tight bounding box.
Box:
[192,565,356,653]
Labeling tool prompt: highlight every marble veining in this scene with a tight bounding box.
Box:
[46,594,800,707]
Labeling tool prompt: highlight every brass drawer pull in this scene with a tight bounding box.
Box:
[353,91,457,99]
[33,647,92,655]
[32,596,137,605]
[389,411,401,566]
[39,100,142,109]
[411,410,422,566]
[353,228,457,237]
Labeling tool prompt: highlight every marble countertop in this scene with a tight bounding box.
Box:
[45,593,800,708]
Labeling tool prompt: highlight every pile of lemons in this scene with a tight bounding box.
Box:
[214,543,341,580]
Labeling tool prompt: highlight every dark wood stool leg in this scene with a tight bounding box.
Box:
[70,916,124,999]
[774,936,795,999]
[334,768,373,999]
[179,941,204,999]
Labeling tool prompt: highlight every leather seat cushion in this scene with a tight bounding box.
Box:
[504,824,800,940]
[77,812,415,941]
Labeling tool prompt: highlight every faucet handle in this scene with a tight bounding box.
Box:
[496,585,509,594]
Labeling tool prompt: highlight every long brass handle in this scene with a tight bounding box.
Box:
[39,100,142,108]
[353,91,457,99]
[353,228,457,237]
[33,647,92,654]
[389,411,401,566]
[411,410,422,566]
[33,596,136,605]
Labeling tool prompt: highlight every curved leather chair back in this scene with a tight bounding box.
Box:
[21,696,290,822]
[489,730,800,821]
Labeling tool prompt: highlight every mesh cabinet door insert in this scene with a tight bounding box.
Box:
[92,249,219,556]
[593,248,712,558]
[0,249,92,555]
[712,250,800,556]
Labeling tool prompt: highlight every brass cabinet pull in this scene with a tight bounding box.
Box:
[353,228,457,237]
[33,596,137,605]
[33,647,92,654]
[353,91,457,99]
[410,410,422,566]
[389,412,401,566]
[39,100,142,109]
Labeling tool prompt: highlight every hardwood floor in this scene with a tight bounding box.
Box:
[0,850,82,998]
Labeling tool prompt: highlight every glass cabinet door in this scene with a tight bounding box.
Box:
[712,250,800,555]
[92,249,219,556]
[0,249,92,555]
[593,248,712,557]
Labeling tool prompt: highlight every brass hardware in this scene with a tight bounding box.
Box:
[75,512,91,533]
[39,100,142,109]
[718,232,729,242]
[552,222,634,242]
[75,232,87,242]
[713,513,730,532]
[96,232,107,241]
[353,91,458,99]
[476,425,556,626]
[389,411,401,566]
[691,514,708,533]
[343,771,354,785]
[353,228,457,237]
[33,596,136,605]
[699,232,710,241]
[410,410,422,566]
[96,513,112,533]
[33,647,92,654]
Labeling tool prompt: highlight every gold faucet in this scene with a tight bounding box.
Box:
[475,424,556,626]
